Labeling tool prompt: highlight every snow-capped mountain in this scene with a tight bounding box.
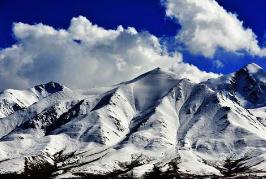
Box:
[1,64,266,178]
[0,82,65,118]
[206,63,266,109]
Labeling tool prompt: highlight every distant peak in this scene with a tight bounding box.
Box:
[34,81,64,94]
[242,63,263,74]
[46,81,62,88]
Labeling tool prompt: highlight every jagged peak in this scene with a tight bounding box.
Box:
[240,63,263,74]
[33,81,64,94]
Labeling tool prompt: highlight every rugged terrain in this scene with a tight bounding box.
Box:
[1,63,266,178]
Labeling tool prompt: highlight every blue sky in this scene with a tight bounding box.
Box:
[0,0,179,48]
[0,0,266,89]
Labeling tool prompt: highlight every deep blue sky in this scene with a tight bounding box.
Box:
[1,0,266,74]
[0,0,179,48]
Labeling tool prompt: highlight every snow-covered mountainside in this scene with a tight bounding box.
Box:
[1,64,266,178]
[0,82,65,118]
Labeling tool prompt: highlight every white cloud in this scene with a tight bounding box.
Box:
[0,16,219,90]
[163,0,266,57]
[169,62,219,83]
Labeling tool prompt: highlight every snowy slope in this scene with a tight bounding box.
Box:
[205,63,266,108]
[0,82,66,118]
[1,64,266,178]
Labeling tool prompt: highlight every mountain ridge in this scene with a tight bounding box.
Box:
[1,63,266,178]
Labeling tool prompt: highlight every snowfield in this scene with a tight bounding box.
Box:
[1,64,266,178]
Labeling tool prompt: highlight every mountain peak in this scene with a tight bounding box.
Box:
[34,81,64,94]
[122,67,170,84]
[241,63,263,74]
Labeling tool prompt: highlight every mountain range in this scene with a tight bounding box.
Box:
[1,63,266,178]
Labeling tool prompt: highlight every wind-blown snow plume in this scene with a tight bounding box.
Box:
[163,0,266,57]
[0,16,218,90]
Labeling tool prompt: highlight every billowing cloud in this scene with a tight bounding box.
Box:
[163,0,266,58]
[0,16,219,90]
[169,62,218,83]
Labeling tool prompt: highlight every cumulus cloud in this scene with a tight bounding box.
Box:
[0,16,218,90]
[169,62,218,83]
[163,0,266,57]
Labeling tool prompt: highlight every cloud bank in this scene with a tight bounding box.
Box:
[0,16,218,90]
[163,0,266,58]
